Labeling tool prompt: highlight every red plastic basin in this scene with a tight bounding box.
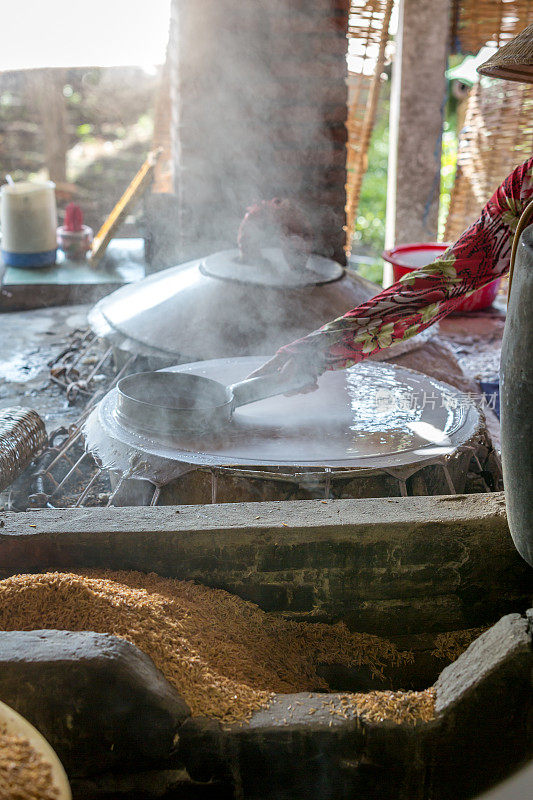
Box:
[382,242,501,313]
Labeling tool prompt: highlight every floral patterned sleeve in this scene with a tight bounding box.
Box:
[278,157,533,373]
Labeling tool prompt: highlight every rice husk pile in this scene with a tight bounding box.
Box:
[0,730,59,800]
[431,628,487,662]
[325,689,436,725]
[0,571,416,724]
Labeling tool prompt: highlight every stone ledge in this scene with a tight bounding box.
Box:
[0,494,528,642]
[429,613,533,800]
[178,612,533,799]
[0,492,510,538]
[0,630,190,778]
[0,611,530,798]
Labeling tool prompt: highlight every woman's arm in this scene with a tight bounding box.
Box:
[262,157,533,380]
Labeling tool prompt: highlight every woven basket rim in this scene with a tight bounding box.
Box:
[478,23,533,77]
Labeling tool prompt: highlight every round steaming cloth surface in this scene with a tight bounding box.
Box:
[86,358,480,474]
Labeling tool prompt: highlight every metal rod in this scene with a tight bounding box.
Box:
[49,452,89,498]
[324,468,331,499]
[83,346,113,384]
[27,335,137,509]
[472,454,484,472]
[107,355,136,389]
[45,430,83,473]
[64,333,96,376]
[74,468,103,507]
[51,375,92,395]
[79,354,135,420]
[106,474,126,507]
[40,470,59,488]
[48,355,135,507]
[60,451,84,474]
[442,464,456,494]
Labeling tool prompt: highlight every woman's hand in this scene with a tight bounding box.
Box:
[247,351,319,395]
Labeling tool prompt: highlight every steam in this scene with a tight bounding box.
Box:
[91,2,360,370]
[170,0,346,261]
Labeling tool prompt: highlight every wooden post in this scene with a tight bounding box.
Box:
[384,0,450,285]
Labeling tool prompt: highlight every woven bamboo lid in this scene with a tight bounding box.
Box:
[477,24,533,83]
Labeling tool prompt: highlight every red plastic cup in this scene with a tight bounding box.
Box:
[382,242,501,313]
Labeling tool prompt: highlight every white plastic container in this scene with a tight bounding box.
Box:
[1,180,57,267]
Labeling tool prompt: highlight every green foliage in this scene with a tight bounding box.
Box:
[67,91,82,106]
[351,89,390,259]
[349,76,459,283]
[438,123,458,241]
[351,255,386,284]
[76,123,94,139]
[136,113,154,135]
[349,84,390,282]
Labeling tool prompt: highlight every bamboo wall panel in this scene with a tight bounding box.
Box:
[453,0,533,55]
[445,2,533,241]
[445,80,533,241]
[345,0,394,253]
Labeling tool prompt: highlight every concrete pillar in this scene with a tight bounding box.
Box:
[384,0,450,284]
[169,0,350,264]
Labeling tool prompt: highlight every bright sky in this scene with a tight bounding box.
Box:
[0,0,171,71]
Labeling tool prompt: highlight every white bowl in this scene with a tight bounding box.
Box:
[0,699,71,799]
